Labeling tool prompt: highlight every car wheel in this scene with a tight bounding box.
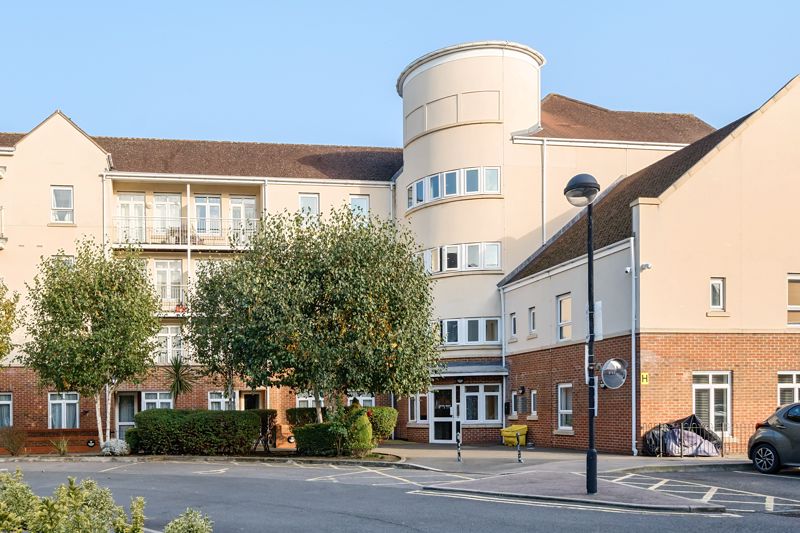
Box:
[752,443,781,474]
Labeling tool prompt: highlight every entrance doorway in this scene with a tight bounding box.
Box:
[117,393,137,440]
[243,392,261,410]
[429,387,456,443]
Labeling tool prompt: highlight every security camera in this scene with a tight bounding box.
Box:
[624,267,632,274]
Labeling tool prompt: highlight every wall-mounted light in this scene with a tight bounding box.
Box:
[517,386,526,395]
[456,377,464,384]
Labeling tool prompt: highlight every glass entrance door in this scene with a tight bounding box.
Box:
[429,387,455,443]
[117,393,137,440]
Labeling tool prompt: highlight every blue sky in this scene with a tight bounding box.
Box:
[2,1,797,147]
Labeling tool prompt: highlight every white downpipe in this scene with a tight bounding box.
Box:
[500,287,507,430]
[629,236,638,456]
[541,139,548,243]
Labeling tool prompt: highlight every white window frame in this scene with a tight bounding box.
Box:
[788,275,800,326]
[208,391,237,411]
[528,306,536,334]
[296,392,324,408]
[463,167,481,195]
[50,185,74,224]
[156,325,183,365]
[299,193,320,218]
[710,277,725,310]
[442,319,460,344]
[509,312,517,338]
[484,318,500,343]
[443,170,459,197]
[348,393,375,407]
[510,391,518,416]
[557,384,573,430]
[406,186,413,209]
[142,391,173,410]
[778,372,800,405]
[557,293,572,341]
[48,392,79,429]
[0,393,12,427]
[692,371,731,435]
[444,245,460,271]
[349,195,369,217]
[463,384,501,423]
[464,243,481,270]
[408,393,428,423]
[441,317,500,345]
[153,192,182,235]
[530,389,538,417]
[414,179,425,206]
[195,195,222,236]
[483,242,501,269]
[428,174,441,200]
[155,260,183,306]
[483,167,501,193]
[465,318,481,344]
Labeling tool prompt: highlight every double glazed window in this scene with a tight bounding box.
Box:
[406,167,501,209]
[154,193,181,235]
[693,372,731,434]
[156,326,183,364]
[778,372,800,405]
[463,384,501,423]
[348,394,375,407]
[209,392,234,411]
[143,392,173,410]
[296,393,323,408]
[195,195,221,235]
[528,307,536,334]
[422,242,501,274]
[440,317,500,345]
[557,294,572,341]
[0,393,11,427]
[230,196,257,239]
[155,260,183,306]
[299,193,320,218]
[530,390,538,417]
[409,393,428,422]
[710,278,725,310]
[788,276,800,325]
[509,313,517,338]
[117,193,145,241]
[558,384,573,430]
[51,186,74,223]
[349,195,369,217]
[49,392,79,429]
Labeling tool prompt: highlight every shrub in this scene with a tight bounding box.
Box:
[50,436,70,456]
[101,438,130,456]
[293,423,336,456]
[124,428,141,454]
[367,407,397,444]
[0,426,27,456]
[164,508,213,533]
[133,409,259,455]
[345,409,373,458]
[286,407,327,427]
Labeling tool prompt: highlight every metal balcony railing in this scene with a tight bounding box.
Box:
[157,284,187,313]
[112,217,258,248]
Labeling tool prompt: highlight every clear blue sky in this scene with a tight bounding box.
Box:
[3,1,797,147]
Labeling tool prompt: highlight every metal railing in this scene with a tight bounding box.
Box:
[112,217,258,248]
[640,421,754,457]
[157,284,187,313]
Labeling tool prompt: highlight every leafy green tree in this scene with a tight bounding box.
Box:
[187,206,440,423]
[21,240,160,446]
[0,280,18,362]
[165,355,197,406]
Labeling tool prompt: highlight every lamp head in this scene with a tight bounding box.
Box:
[564,173,601,207]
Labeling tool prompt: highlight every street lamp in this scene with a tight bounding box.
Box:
[564,173,601,495]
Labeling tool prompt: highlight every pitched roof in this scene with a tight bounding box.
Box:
[500,112,750,287]
[535,94,714,144]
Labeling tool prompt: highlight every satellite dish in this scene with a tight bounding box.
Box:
[601,358,628,390]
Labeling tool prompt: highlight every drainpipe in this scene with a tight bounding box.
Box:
[541,139,548,243]
[629,236,638,456]
[101,173,107,250]
[500,286,507,430]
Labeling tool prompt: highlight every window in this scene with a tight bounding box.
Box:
[443,320,459,344]
[465,243,480,269]
[530,390,538,417]
[154,193,182,235]
[52,254,76,266]
[230,196,257,239]
[710,278,725,310]
[558,384,573,430]
[444,171,459,196]
[49,392,79,429]
[693,372,731,434]
[155,260,183,306]
[349,195,369,217]
[484,243,500,269]
[528,307,536,334]
[778,372,800,405]
[117,193,145,241]
[143,392,173,410]
[156,326,183,365]
[429,248,441,273]
[296,392,324,408]
[0,393,11,427]
[445,245,460,270]
[429,174,441,200]
[195,195,221,235]
[788,275,800,325]
[509,312,517,337]
[557,294,572,341]
[51,186,74,223]
[299,194,320,217]
[484,318,499,342]
[415,180,425,205]
[409,393,428,422]
[348,394,375,407]
[464,385,500,423]
[466,319,480,343]
[209,391,235,411]
[510,391,518,416]
[465,168,480,193]
[484,168,500,193]
[406,186,413,208]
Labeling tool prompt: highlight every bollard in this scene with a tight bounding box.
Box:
[456,431,462,463]
[516,432,523,463]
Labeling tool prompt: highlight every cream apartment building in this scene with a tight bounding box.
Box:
[1,41,718,448]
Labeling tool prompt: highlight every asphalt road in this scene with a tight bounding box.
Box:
[4,461,799,532]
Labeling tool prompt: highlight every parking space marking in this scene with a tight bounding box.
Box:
[193,468,228,475]
[647,479,669,490]
[99,463,135,473]
[701,487,718,502]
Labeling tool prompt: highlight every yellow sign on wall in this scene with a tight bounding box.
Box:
[640,372,650,385]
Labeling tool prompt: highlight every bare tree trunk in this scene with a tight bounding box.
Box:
[313,387,323,423]
[227,371,235,411]
[94,393,105,448]
[104,384,112,443]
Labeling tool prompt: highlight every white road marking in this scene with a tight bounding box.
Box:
[193,468,228,475]
[701,487,718,502]
[99,463,133,473]
[143,528,163,533]
[611,473,635,483]
[765,496,774,512]
[647,479,669,490]
[359,466,423,487]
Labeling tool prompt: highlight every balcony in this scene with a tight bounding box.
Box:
[112,217,258,249]
[158,284,188,314]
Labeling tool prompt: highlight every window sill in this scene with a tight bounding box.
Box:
[527,414,538,421]
[429,270,505,280]
[508,337,518,344]
[527,333,538,340]
[47,223,77,227]
[406,422,429,428]
[706,311,730,317]
[553,429,574,436]
[508,415,518,421]
[462,422,503,428]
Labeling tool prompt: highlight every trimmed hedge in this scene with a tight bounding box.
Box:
[367,407,398,443]
[130,409,260,455]
[346,410,373,458]
[293,423,336,456]
[286,407,327,427]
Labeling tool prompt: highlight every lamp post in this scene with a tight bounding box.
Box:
[564,173,601,495]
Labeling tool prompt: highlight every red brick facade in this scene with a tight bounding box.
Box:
[506,332,800,455]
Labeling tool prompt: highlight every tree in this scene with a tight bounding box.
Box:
[0,280,18,362]
[21,240,161,446]
[165,355,197,406]
[186,206,441,423]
